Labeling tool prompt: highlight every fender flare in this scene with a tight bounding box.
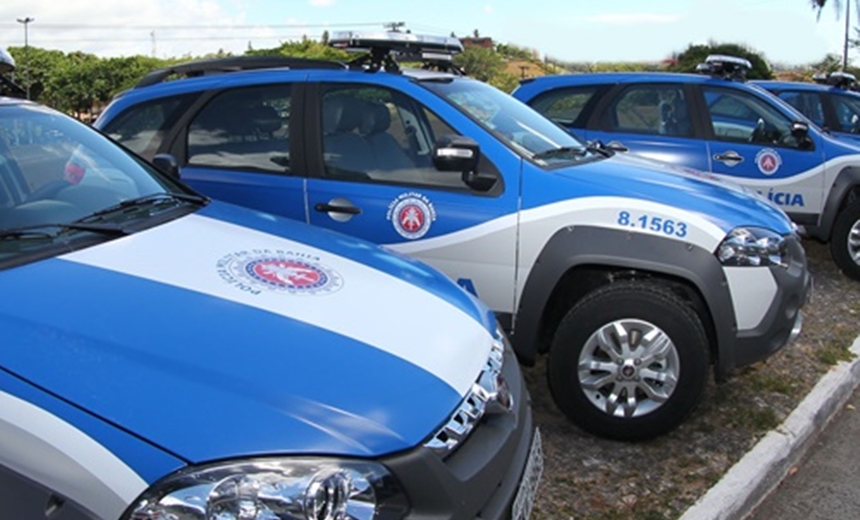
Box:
[512,226,738,376]
[811,166,860,241]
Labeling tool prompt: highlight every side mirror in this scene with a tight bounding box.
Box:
[152,153,181,179]
[433,135,480,173]
[790,121,814,150]
[433,135,497,192]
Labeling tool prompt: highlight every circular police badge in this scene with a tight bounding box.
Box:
[755,148,782,176]
[217,250,342,296]
[387,192,436,240]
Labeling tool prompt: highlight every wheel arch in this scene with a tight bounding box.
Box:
[812,165,860,241]
[512,226,738,379]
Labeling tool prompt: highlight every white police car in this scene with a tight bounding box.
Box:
[0,52,541,520]
[95,32,810,441]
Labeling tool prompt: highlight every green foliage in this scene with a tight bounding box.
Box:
[667,42,773,80]
[246,37,350,62]
[453,46,504,82]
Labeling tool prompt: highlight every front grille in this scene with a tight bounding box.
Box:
[423,327,512,458]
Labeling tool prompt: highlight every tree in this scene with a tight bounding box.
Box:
[667,42,773,80]
[811,0,859,69]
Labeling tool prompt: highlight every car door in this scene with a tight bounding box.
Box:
[583,82,711,171]
[302,75,519,313]
[171,83,308,222]
[699,85,825,218]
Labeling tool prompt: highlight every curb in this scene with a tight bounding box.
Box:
[679,334,860,520]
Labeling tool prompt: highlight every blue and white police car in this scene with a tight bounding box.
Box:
[514,55,860,281]
[0,53,542,520]
[752,71,860,143]
[95,32,810,441]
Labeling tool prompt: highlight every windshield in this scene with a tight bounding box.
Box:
[421,78,596,166]
[0,101,195,262]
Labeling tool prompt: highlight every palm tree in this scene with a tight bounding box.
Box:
[812,0,858,69]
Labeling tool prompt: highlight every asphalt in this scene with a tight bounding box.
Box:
[677,334,860,520]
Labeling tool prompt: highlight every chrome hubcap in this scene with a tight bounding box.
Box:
[578,319,680,418]
[848,218,860,266]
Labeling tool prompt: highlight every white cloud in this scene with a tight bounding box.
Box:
[484,4,493,14]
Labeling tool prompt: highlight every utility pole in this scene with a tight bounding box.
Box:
[16,16,34,100]
[843,1,851,71]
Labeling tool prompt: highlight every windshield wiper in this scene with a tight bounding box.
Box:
[0,222,129,240]
[78,191,208,222]
[532,146,589,161]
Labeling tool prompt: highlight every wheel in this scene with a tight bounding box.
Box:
[547,280,709,441]
[830,200,860,281]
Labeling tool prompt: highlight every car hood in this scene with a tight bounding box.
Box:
[547,151,795,238]
[0,205,494,463]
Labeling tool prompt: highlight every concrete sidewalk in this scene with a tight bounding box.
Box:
[678,334,860,520]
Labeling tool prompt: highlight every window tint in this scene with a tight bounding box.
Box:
[529,86,597,126]
[606,84,692,137]
[187,85,291,174]
[830,92,860,133]
[703,87,803,148]
[102,94,196,160]
[321,85,466,189]
[776,91,825,127]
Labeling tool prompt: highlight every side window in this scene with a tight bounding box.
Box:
[529,86,598,126]
[187,85,291,174]
[320,85,466,189]
[605,84,692,137]
[101,94,196,160]
[703,87,802,148]
[776,91,825,127]
[830,93,860,133]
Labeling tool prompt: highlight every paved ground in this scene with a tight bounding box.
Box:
[678,335,860,520]
[745,385,860,520]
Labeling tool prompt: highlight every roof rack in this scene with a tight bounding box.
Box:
[812,70,857,90]
[695,54,752,81]
[134,55,347,88]
[328,30,464,75]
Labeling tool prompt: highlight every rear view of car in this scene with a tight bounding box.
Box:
[0,50,541,520]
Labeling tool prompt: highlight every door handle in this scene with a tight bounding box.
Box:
[606,141,629,152]
[713,151,744,166]
[314,202,361,215]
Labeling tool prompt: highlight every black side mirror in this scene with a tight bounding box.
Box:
[152,153,181,179]
[433,135,480,172]
[433,135,496,192]
[790,121,814,150]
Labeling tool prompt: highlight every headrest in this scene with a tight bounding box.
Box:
[323,96,361,134]
[360,102,391,135]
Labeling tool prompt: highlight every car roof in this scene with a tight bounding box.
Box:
[519,71,761,89]
[752,79,860,95]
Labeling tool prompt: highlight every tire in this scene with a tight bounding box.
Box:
[830,200,860,281]
[547,280,709,441]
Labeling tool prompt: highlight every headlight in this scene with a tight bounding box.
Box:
[717,227,788,268]
[124,458,409,520]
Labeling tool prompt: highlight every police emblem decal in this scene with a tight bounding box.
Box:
[387,192,437,239]
[217,250,343,295]
[755,148,782,176]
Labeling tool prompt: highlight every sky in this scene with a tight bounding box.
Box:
[0,0,855,67]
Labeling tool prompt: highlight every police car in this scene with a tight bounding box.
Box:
[752,71,860,143]
[513,54,860,281]
[0,52,542,520]
[94,32,810,441]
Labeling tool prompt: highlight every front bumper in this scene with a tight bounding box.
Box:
[731,235,811,369]
[380,342,540,519]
